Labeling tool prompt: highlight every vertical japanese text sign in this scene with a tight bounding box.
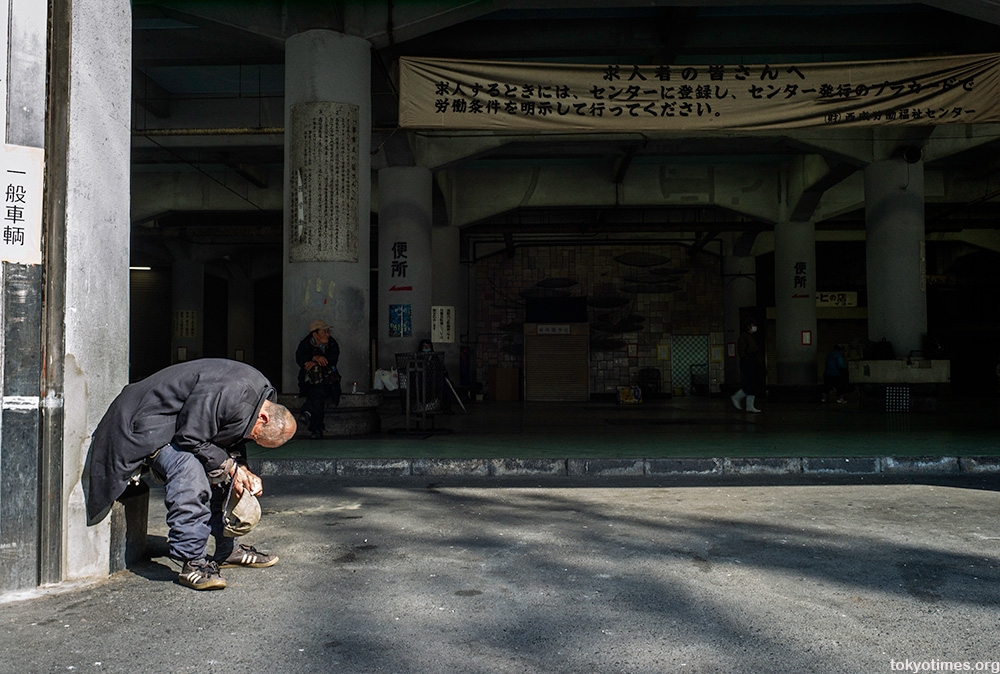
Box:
[432,306,455,343]
[1,144,44,265]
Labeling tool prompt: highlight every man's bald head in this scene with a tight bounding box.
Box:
[250,400,297,447]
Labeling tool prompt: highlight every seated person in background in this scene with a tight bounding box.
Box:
[417,339,452,413]
[296,319,342,439]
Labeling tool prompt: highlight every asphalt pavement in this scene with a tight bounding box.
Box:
[3,473,1000,674]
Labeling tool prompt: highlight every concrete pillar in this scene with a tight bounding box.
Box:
[432,224,466,379]
[59,0,132,583]
[282,30,371,393]
[774,221,818,385]
[1,0,48,593]
[722,256,756,389]
[377,166,432,370]
[865,158,926,357]
[168,248,205,363]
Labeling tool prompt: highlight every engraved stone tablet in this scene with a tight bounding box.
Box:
[289,102,359,262]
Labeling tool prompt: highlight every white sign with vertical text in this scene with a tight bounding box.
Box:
[0,144,44,265]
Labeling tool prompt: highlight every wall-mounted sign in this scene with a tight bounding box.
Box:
[817,291,858,307]
[0,144,44,265]
[288,102,359,263]
[173,310,197,339]
[537,324,570,335]
[432,305,455,343]
[390,304,412,337]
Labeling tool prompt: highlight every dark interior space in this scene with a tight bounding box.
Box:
[129,267,171,383]
[203,273,229,359]
[253,273,283,388]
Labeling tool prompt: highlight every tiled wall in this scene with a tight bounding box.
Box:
[475,243,724,396]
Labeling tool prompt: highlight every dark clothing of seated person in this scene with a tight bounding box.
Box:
[296,319,342,439]
[416,339,452,413]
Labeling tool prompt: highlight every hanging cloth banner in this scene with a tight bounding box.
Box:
[399,53,1000,132]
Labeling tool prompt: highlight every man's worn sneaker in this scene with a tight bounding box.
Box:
[178,559,226,591]
[219,543,279,568]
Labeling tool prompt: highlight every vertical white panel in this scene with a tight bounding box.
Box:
[0,0,10,142]
[7,0,46,148]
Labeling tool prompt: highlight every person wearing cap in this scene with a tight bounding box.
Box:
[86,359,297,590]
[730,318,764,413]
[295,318,342,439]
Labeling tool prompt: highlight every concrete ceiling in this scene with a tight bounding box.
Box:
[130,1,1000,259]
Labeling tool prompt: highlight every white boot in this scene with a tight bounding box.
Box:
[746,395,761,413]
[730,389,746,410]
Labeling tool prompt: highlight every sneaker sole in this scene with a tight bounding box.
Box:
[178,576,227,590]
[220,555,279,569]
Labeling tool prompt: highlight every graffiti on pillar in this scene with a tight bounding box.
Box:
[288,102,359,263]
[390,304,412,337]
[792,261,809,298]
[303,277,337,309]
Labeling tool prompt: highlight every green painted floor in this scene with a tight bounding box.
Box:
[247,394,1000,460]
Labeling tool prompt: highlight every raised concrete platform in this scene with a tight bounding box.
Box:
[248,454,1000,478]
[277,392,381,436]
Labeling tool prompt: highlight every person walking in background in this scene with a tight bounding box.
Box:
[296,319,342,439]
[730,319,764,413]
[822,344,849,403]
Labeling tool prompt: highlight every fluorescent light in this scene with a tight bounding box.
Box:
[129,266,152,271]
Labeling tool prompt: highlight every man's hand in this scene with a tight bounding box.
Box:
[231,464,263,497]
[304,355,328,370]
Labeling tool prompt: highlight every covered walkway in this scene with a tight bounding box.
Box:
[249,395,1000,467]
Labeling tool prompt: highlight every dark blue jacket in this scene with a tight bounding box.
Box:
[824,349,847,376]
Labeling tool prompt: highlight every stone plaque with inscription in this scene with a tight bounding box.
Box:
[289,102,359,263]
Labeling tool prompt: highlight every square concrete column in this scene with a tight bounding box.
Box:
[58,0,132,585]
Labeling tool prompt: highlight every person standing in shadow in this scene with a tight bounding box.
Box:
[730,318,764,413]
[821,344,849,404]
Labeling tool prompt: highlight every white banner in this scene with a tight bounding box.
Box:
[400,53,1000,132]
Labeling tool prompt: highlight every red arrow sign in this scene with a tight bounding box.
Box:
[389,285,413,291]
